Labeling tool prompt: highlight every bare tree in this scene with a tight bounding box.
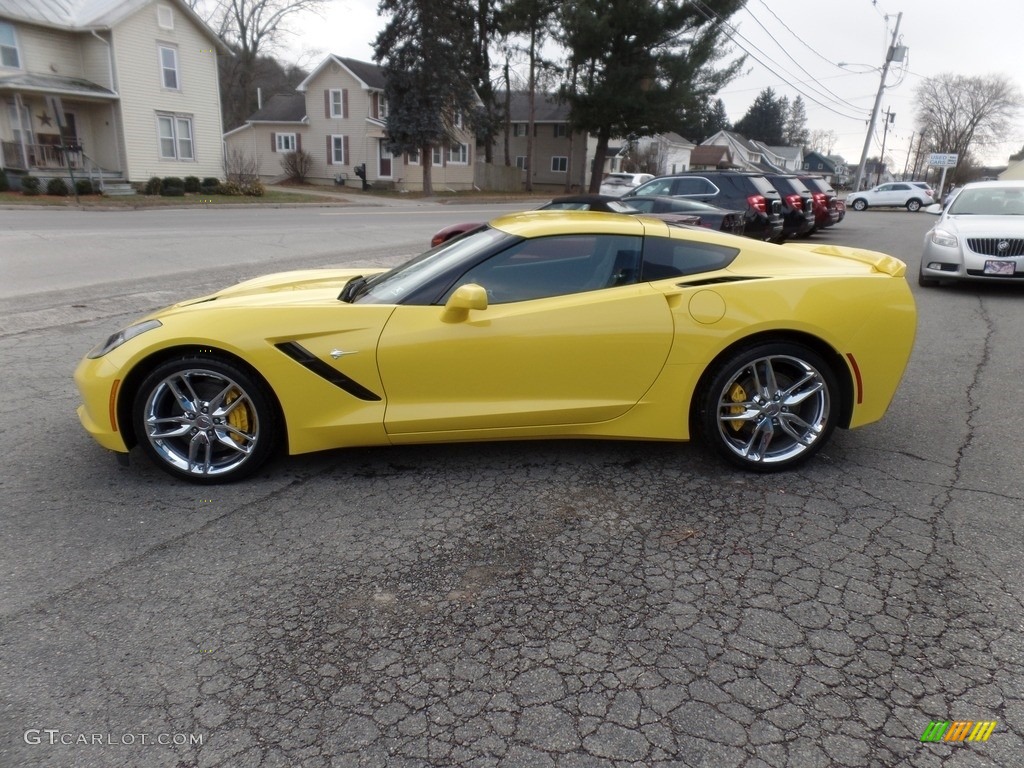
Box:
[191,0,326,128]
[807,129,838,155]
[915,73,1022,182]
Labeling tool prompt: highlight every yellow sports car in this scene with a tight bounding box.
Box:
[75,212,916,483]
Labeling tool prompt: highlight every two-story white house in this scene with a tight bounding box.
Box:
[224,55,478,191]
[0,0,226,187]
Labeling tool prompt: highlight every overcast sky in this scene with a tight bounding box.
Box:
[283,0,1024,169]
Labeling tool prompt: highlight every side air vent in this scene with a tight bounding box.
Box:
[275,342,381,401]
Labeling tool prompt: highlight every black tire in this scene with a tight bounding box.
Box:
[132,356,279,483]
[906,199,922,212]
[852,199,868,211]
[918,268,940,287]
[698,342,839,472]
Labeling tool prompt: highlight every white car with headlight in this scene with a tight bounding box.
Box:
[919,180,1024,286]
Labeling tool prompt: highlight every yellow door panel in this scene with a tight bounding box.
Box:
[378,284,674,434]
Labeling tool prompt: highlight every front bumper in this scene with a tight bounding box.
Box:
[920,240,1024,283]
[74,355,130,453]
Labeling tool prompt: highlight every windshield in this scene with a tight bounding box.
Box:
[353,227,512,304]
[948,188,1024,216]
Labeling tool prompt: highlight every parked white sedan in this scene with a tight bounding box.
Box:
[919,180,1024,286]
[847,182,935,212]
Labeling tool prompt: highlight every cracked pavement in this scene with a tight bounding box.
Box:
[1,209,1022,767]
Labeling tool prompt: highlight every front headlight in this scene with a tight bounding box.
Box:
[929,228,958,248]
[87,319,162,359]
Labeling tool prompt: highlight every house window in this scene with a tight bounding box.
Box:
[515,156,527,170]
[1,22,21,68]
[330,89,344,118]
[513,123,527,137]
[7,102,33,145]
[378,95,388,119]
[159,45,179,90]
[551,156,568,173]
[157,5,174,29]
[447,143,468,164]
[330,135,346,164]
[432,147,443,166]
[554,124,567,138]
[157,114,194,160]
[275,133,296,152]
[407,148,419,165]
[453,111,463,129]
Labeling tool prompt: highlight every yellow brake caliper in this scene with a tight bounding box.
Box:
[728,383,747,431]
[224,389,250,444]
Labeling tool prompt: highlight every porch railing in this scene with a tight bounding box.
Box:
[1,141,83,171]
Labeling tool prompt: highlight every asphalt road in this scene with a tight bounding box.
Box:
[1,203,1022,768]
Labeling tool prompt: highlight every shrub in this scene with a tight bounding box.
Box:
[184,176,201,193]
[21,175,41,195]
[201,177,220,188]
[161,176,184,190]
[144,176,162,195]
[243,180,265,197]
[218,180,244,196]
[47,178,70,196]
[75,179,94,195]
[281,150,313,182]
[0,169,8,192]
[160,185,185,197]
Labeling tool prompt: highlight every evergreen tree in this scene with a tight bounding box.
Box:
[706,98,731,136]
[733,87,786,145]
[374,0,478,194]
[784,95,809,147]
[558,0,745,192]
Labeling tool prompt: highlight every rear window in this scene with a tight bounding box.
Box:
[641,235,740,280]
[747,175,779,197]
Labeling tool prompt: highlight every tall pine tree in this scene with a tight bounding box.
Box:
[559,0,745,192]
[733,88,787,145]
[784,96,809,147]
[374,0,478,194]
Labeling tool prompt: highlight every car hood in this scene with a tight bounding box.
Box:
[153,268,389,316]
[940,214,1024,236]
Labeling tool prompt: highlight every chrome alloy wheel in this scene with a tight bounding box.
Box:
[715,354,831,466]
[142,368,259,477]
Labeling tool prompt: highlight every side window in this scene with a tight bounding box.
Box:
[642,236,739,281]
[445,234,643,304]
[635,178,675,196]
[675,177,716,196]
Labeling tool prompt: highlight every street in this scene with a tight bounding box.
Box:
[1,203,1022,768]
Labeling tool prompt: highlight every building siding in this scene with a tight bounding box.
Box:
[111,1,223,181]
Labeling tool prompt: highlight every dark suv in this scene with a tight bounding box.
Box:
[798,176,843,232]
[625,172,784,242]
[764,174,816,239]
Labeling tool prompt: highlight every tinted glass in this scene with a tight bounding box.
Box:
[445,234,643,303]
[675,178,717,195]
[641,236,740,280]
[631,178,677,197]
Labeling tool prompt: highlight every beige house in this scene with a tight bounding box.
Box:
[224,55,477,192]
[0,0,226,188]
[488,91,591,191]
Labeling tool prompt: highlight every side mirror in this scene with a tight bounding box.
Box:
[442,283,488,322]
[923,203,943,215]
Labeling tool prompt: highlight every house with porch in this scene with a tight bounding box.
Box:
[223,55,478,191]
[0,0,226,190]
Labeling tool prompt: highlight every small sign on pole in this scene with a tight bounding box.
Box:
[928,153,959,202]
[927,153,959,168]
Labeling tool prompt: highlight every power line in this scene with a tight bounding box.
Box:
[689,0,867,121]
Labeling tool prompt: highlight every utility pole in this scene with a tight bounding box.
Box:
[852,11,903,193]
[876,108,895,185]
